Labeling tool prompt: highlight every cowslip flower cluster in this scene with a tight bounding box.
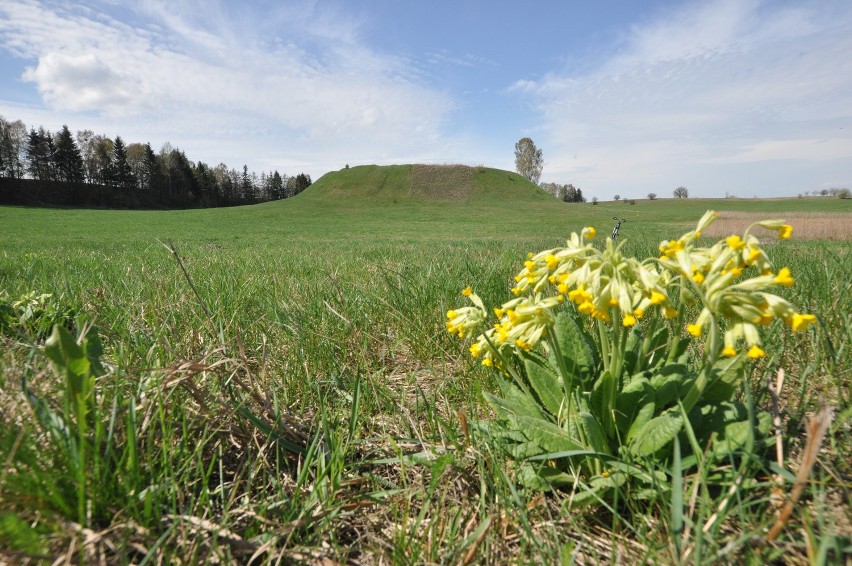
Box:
[447,211,816,368]
[657,212,814,358]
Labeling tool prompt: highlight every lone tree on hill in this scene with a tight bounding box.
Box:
[514,137,543,184]
[647,192,657,200]
[673,186,689,198]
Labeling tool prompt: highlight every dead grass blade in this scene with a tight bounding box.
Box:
[766,406,834,542]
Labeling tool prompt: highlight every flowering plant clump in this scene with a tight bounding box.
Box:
[447,211,815,495]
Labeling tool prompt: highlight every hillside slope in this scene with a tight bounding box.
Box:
[304,164,554,203]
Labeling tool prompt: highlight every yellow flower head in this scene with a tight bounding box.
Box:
[774,267,794,287]
[747,345,765,359]
[582,226,597,239]
[722,346,737,357]
[650,291,667,305]
[462,286,473,296]
[789,313,817,332]
[687,323,702,337]
[726,235,746,250]
[779,224,793,239]
[622,314,637,327]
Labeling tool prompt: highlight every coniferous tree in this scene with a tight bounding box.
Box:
[241,164,255,201]
[112,136,135,189]
[271,170,285,199]
[53,125,85,183]
[25,128,53,180]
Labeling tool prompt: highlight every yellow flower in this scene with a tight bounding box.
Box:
[545,254,559,271]
[582,226,597,239]
[779,224,793,239]
[687,323,702,337]
[462,286,473,296]
[469,343,482,358]
[622,314,637,327]
[774,267,794,287]
[650,291,666,305]
[557,283,569,295]
[664,307,678,319]
[722,346,737,357]
[789,313,817,332]
[482,358,493,367]
[726,235,746,250]
[747,345,765,359]
[692,272,705,284]
[633,308,645,319]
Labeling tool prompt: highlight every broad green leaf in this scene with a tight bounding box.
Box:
[483,388,545,421]
[637,326,671,373]
[589,370,616,439]
[702,355,746,402]
[516,462,577,490]
[622,326,642,376]
[574,411,610,455]
[626,400,657,444]
[630,410,683,456]
[550,312,596,386]
[523,355,564,417]
[615,374,654,439]
[650,364,690,408]
[44,325,88,396]
[512,415,586,455]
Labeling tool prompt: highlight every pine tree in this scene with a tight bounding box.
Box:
[112,136,135,189]
[53,125,85,183]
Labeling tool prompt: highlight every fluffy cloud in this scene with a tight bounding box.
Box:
[515,0,852,197]
[0,0,456,174]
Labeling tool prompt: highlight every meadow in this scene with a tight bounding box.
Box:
[0,166,850,564]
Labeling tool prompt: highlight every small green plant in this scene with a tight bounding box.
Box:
[447,212,815,498]
[0,290,77,339]
[18,324,127,528]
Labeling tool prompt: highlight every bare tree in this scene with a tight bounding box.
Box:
[673,186,689,198]
[647,192,657,200]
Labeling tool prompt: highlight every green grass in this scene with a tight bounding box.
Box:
[1,166,850,563]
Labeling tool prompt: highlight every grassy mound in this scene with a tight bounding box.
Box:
[305,164,554,203]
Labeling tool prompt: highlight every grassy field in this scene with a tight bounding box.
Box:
[0,166,850,564]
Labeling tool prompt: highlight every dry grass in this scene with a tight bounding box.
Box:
[702,211,852,240]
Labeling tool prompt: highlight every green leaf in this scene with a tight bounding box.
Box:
[574,411,610,455]
[622,326,643,375]
[516,462,577,490]
[702,355,746,402]
[512,414,586,455]
[523,354,564,417]
[630,410,683,456]
[483,388,545,421]
[650,364,691,408]
[590,369,621,439]
[550,312,596,386]
[615,374,655,441]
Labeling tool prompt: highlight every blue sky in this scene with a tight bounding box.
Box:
[1,0,851,199]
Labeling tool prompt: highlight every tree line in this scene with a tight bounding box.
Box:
[0,115,311,209]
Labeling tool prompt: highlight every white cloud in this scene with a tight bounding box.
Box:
[517,0,852,197]
[0,0,457,176]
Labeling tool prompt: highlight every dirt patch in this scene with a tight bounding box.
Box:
[410,164,477,201]
[702,211,852,241]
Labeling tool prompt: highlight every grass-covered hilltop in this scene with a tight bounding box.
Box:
[1,164,850,564]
